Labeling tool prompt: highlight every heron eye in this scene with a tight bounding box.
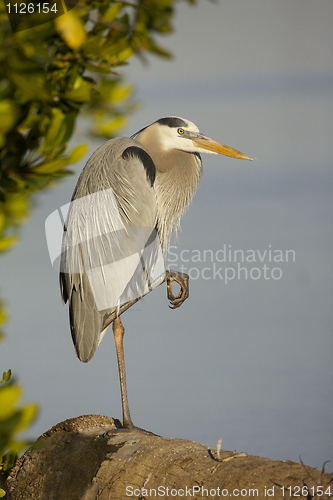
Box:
[177,128,184,135]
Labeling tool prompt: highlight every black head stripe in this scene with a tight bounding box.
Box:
[156,117,188,129]
[131,117,188,139]
[122,146,156,187]
[131,126,147,139]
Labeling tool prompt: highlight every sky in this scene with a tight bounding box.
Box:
[1,0,333,472]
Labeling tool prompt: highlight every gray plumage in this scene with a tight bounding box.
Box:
[60,117,251,364]
[60,138,157,361]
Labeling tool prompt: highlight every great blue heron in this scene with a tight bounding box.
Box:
[60,116,251,429]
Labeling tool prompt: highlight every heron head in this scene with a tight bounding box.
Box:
[135,116,252,160]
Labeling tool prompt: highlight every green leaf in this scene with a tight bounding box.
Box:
[0,213,5,235]
[0,305,7,327]
[103,2,123,22]
[33,144,87,174]
[32,158,70,174]
[0,100,17,135]
[69,144,88,163]
[94,115,127,137]
[0,370,12,384]
[43,108,65,153]
[0,386,21,420]
[0,488,6,497]
[110,84,132,103]
[64,77,95,103]
[0,236,18,253]
[116,46,134,64]
[15,403,38,433]
[5,194,28,221]
[8,73,50,102]
[55,11,87,50]
[42,110,76,154]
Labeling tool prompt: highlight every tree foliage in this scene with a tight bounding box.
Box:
[0,0,195,254]
[0,369,38,496]
[0,0,196,493]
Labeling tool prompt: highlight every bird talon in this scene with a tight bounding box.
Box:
[166,270,189,309]
[168,298,184,309]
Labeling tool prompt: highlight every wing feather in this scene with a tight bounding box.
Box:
[60,138,159,362]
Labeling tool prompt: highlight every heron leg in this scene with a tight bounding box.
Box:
[112,317,134,429]
[166,270,189,309]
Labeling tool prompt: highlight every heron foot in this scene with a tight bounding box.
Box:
[166,270,189,309]
[103,425,159,437]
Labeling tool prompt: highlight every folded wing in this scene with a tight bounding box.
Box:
[60,138,161,362]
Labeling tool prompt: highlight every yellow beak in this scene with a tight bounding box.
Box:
[192,134,252,160]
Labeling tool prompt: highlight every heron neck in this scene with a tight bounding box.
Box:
[152,149,202,251]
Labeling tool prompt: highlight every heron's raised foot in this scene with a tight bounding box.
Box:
[166,270,189,309]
